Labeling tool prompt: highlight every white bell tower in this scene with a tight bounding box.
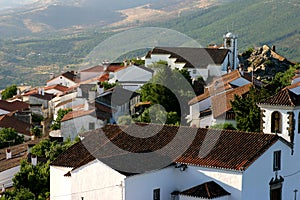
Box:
[223,32,239,70]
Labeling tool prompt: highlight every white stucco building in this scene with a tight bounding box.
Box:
[51,123,300,200]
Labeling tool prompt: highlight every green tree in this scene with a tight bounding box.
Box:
[140,65,194,124]
[1,84,17,100]
[231,86,270,132]
[0,128,24,148]
[30,126,42,138]
[12,160,50,199]
[102,81,116,90]
[117,115,133,125]
[50,108,72,130]
[210,123,236,130]
[271,64,300,92]
[0,188,35,200]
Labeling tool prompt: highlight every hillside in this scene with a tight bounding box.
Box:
[0,0,299,89]
[153,0,300,62]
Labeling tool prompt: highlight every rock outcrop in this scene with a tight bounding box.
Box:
[239,45,295,81]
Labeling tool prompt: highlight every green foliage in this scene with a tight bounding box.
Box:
[271,64,300,92]
[117,115,133,125]
[12,160,50,199]
[102,81,117,90]
[31,113,44,123]
[231,86,270,132]
[210,123,236,130]
[147,60,168,70]
[1,84,17,100]
[135,107,180,125]
[0,128,24,148]
[139,65,195,125]
[30,126,42,138]
[50,108,72,130]
[31,138,77,161]
[1,188,35,200]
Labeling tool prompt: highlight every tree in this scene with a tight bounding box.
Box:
[50,108,72,130]
[5,139,79,199]
[12,160,50,199]
[30,126,42,138]
[231,86,270,132]
[271,64,300,92]
[1,84,17,100]
[210,123,236,130]
[0,128,24,148]
[102,81,116,90]
[117,115,133,125]
[140,65,194,125]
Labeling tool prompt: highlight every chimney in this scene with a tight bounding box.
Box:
[31,155,37,166]
[272,45,276,52]
[38,87,42,95]
[97,82,104,95]
[6,148,12,159]
[42,88,45,96]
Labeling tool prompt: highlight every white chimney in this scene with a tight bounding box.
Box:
[97,82,104,95]
[31,155,37,166]
[42,88,45,96]
[6,149,12,159]
[38,87,42,95]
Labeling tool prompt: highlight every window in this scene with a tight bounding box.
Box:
[271,111,281,133]
[153,189,160,200]
[89,122,95,130]
[192,69,197,74]
[273,151,281,171]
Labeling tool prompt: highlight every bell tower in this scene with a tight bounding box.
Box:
[223,32,239,70]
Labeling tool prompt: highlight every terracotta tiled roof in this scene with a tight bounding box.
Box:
[106,65,124,72]
[52,124,282,172]
[61,109,95,122]
[0,139,40,172]
[179,181,230,198]
[23,85,69,96]
[211,83,252,118]
[258,88,300,107]
[189,70,243,105]
[80,65,104,73]
[0,114,31,136]
[286,82,300,90]
[0,100,29,112]
[99,73,109,82]
[147,47,229,68]
[30,93,55,101]
[47,71,79,83]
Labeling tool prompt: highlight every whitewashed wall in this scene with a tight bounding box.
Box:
[50,166,72,200]
[47,76,76,87]
[125,165,243,200]
[242,140,298,200]
[61,115,105,141]
[71,160,126,200]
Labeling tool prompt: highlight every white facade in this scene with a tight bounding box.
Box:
[61,114,105,141]
[125,140,299,200]
[47,76,77,87]
[50,160,126,200]
[109,65,153,91]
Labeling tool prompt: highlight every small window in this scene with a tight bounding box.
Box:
[153,189,160,200]
[273,151,281,171]
[89,122,95,130]
[192,69,197,74]
[271,111,281,133]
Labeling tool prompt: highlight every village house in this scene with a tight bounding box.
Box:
[47,71,79,87]
[0,140,40,190]
[145,33,239,81]
[108,64,154,91]
[0,113,32,140]
[187,70,251,127]
[50,123,300,200]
